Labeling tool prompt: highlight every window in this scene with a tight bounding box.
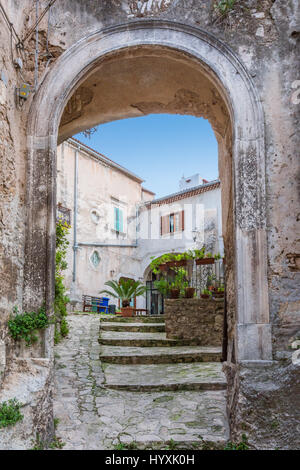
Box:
[56,203,71,226]
[170,214,174,233]
[161,211,184,236]
[114,207,124,233]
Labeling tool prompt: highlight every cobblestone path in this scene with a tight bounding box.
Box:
[53,314,228,450]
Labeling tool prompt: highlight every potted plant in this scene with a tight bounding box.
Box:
[150,254,173,273]
[159,254,174,271]
[172,253,186,267]
[194,247,205,265]
[206,274,217,292]
[200,252,215,265]
[166,253,177,267]
[200,289,212,299]
[170,267,189,298]
[184,287,195,298]
[170,283,180,299]
[150,255,163,275]
[213,286,225,299]
[100,279,147,317]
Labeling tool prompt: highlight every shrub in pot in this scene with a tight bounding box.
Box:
[200,289,212,299]
[213,286,225,299]
[170,268,189,298]
[170,288,180,299]
[184,287,195,298]
[100,279,147,317]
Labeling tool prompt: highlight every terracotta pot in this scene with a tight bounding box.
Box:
[166,261,176,267]
[159,264,168,272]
[120,307,134,317]
[174,260,187,267]
[213,292,224,298]
[200,294,210,299]
[170,289,180,299]
[196,258,215,265]
[184,287,195,298]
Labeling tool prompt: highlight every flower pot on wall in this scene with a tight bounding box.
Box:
[159,264,168,272]
[196,258,215,265]
[200,294,210,299]
[120,307,134,317]
[184,287,195,298]
[166,261,176,267]
[170,289,180,299]
[174,260,187,267]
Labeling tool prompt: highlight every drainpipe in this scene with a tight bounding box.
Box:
[72,147,79,282]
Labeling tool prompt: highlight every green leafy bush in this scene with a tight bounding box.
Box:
[0,398,24,428]
[8,307,49,346]
[154,278,170,296]
[54,221,70,344]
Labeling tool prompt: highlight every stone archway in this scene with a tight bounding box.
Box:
[23,20,270,366]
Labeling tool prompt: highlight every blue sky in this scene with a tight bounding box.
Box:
[75,114,218,198]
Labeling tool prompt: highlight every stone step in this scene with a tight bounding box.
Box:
[95,389,228,449]
[99,331,201,347]
[99,345,222,364]
[100,315,165,324]
[103,362,227,392]
[100,322,165,333]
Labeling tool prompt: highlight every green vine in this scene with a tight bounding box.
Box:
[0,398,24,428]
[54,221,70,344]
[8,306,49,346]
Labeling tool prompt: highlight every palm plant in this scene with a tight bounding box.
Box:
[100,279,147,308]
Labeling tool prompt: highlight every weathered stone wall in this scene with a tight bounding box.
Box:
[0,1,30,383]
[165,298,224,347]
[0,358,53,450]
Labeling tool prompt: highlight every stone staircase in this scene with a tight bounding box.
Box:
[99,315,229,449]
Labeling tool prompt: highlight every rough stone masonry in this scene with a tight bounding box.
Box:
[164,299,224,347]
[0,0,299,450]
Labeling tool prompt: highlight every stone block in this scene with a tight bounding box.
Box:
[165,299,224,346]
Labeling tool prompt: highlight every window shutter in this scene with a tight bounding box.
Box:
[179,210,185,231]
[114,207,119,231]
[119,209,124,233]
[160,215,169,236]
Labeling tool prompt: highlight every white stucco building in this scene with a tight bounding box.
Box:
[57,138,223,313]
